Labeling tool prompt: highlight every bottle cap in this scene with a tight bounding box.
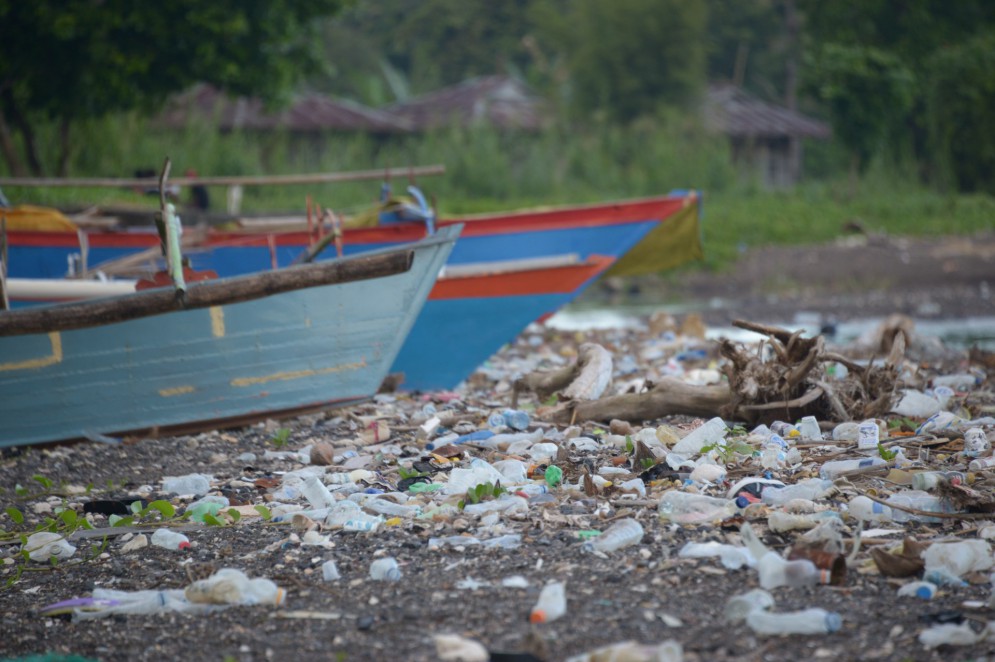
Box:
[529,609,547,624]
[824,612,843,633]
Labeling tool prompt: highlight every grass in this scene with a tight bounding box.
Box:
[3,112,993,272]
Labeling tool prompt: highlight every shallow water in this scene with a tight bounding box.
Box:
[548,305,995,350]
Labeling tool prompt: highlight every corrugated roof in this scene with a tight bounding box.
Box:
[704,83,831,140]
[387,76,546,130]
[155,85,413,133]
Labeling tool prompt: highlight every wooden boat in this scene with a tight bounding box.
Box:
[0,225,460,448]
[2,191,701,280]
[5,251,612,394]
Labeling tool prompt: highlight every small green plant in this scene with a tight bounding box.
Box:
[107,499,182,528]
[398,466,428,481]
[701,440,754,464]
[457,481,506,511]
[254,505,273,521]
[270,427,292,449]
[878,444,898,461]
[640,457,656,470]
[624,435,635,454]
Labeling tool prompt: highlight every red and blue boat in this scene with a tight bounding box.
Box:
[2,191,702,390]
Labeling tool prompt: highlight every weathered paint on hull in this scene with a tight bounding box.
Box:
[0,227,458,447]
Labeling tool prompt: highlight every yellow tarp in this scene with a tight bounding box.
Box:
[0,205,78,232]
[604,196,704,277]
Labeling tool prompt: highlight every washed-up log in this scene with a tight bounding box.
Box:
[548,377,732,424]
[532,317,906,425]
[0,250,413,337]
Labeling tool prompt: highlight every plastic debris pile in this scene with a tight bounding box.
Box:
[6,313,995,658]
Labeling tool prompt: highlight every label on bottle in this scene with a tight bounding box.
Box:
[857,421,879,450]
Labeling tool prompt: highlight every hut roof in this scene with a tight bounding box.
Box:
[387,76,545,130]
[704,84,831,140]
[155,85,412,134]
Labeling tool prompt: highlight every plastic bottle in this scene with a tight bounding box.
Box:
[363,498,421,519]
[724,589,775,623]
[530,581,566,623]
[969,456,995,471]
[672,417,728,454]
[847,495,892,522]
[321,560,340,581]
[897,581,936,599]
[301,475,336,509]
[745,608,842,635]
[797,416,823,441]
[911,471,965,491]
[679,541,755,570]
[501,409,531,431]
[819,457,887,480]
[583,518,644,553]
[150,528,191,551]
[762,478,834,505]
[23,532,76,562]
[770,421,800,440]
[185,568,284,606]
[369,557,402,582]
[919,622,981,649]
[832,422,860,442]
[658,491,738,525]
[759,554,830,589]
[884,491,954,523]
[162,473,212,497]
[768,510,836,533]
[760,441,786,470]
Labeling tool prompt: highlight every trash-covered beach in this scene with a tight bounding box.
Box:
[2,236,995,662]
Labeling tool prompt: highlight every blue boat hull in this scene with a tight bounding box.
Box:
[0,227,458,447]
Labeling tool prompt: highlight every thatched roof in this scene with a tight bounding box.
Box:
[705,84,831,140]
[387,76,545,131]
[155,85,413,134]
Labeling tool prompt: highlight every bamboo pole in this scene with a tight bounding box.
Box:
[0,164,445,188]
[0,250,412,337]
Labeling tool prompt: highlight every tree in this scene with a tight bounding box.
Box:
[925,32,995,194]
[0,1,345,176]
[536,0,708,123]
[807,44,914,192]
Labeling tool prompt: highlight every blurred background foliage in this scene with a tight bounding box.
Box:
[1,0,994,268]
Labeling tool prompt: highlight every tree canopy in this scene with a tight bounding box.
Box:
[0,0,345,175]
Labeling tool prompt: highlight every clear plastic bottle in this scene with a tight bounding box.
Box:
[770,421,800,439]
[746,608,842,635]
[150,528,191,551]
[762,478,834,505]
[321,560,340,581]
[501,409,531,431]
[301,475,336,509]
[911,471,965,491]
[672,417,728,454]
[529,581,566,623]
[363,498,421,519]
[819,457,887,480]
[658,491,738,525]
[969,456,995,471]
[162,474,212,497]
[583,518,644,553]
[757,552,829,589]
[369,557,402,582]
[847,495,893,522]
[185,568,284,606]
[884,491,954,523]
[767,511,829,533]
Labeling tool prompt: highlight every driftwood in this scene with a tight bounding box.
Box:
[0,250,413,337]
[513,343,612,406]
[532,318,906,425]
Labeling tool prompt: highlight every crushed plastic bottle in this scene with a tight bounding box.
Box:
[162,473,212,497]
[301,475,336,509]
[746,608,842,635]
[24,532,76,562]
[150,529,191,551]
[672,417,727,454]
[724,589,775,622]
[884,491,955,523]
[923,540,993,579]
[680,541,755,570]
[741,523,829,589]
[369,557,402,582]
[530,581,566,623]
[185,568,284,606]
[583,518,643,553]
[658,491,738,525]
[565,640,683,662]
[762,478,834,505]
[919,622,981,649]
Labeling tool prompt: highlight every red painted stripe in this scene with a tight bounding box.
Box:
[428,255,614,300]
